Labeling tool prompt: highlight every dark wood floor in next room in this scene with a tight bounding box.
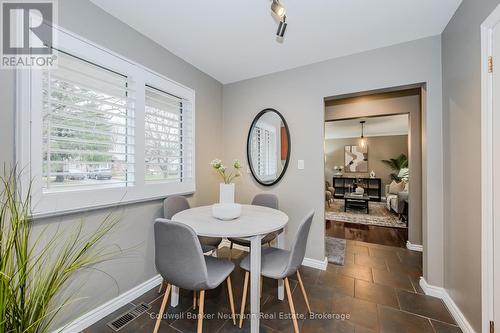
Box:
[84,243,461,333]
[326,220,408,248]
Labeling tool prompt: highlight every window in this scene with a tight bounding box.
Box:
[145,85,193,183]
[251,125,277,180]
[17,28,195,216]
[42,52,135,191]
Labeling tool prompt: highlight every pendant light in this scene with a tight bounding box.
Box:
[359,121,367,148]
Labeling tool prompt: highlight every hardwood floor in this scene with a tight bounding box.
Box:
[325,220,408,248]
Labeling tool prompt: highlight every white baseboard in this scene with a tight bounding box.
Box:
[419,277,476,333]
[302,257,328,271]
[220,239,327,270]
[406,241,423,252]
[53,274,163,333]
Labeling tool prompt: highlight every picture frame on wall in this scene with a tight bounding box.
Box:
[344,145,368,172]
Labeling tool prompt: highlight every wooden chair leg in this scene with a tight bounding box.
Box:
[284,278,300,333]
[297,270,312,314]
[226,276,236,325]
[153,283,171,333]
[229,242,233,259]
[197,290,205,333]
[157,281,164,294]
[260,276,263,298]
[193,290,197,310]
[239,271,249,328]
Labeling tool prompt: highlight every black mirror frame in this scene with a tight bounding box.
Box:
[247,108,291,187]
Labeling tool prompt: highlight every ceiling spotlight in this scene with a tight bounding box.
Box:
[276,15,287,38]
[271,0,286,18]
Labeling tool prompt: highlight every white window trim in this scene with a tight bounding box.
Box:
[16,25,196,218]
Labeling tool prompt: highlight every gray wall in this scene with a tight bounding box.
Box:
[442,0,500,330]
[325,135,409,191]
[3,1,484,328]
[0,0,223,328]
[222,36,444,287]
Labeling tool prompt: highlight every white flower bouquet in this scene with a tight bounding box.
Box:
[211,158,242,184]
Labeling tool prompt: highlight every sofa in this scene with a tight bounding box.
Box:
[385,183,408,214]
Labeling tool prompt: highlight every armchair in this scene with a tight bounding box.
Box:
[385,184,408,214]
[325,181,335,207]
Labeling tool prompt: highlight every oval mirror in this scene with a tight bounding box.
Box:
[247,108,291,186]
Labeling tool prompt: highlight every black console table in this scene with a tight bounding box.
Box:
[332,177,382,202]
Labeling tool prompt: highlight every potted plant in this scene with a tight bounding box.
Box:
[0,169,120,333]
[381,153,408,182]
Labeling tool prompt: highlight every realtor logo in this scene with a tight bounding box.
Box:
[1,0,57,68]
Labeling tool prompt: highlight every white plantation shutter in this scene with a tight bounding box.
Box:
[42,52,135,191]
[266,129,277,177]
[251,127,263,175]
[144,85,193,183]
[251,126,277,179]
[17,28,196,216]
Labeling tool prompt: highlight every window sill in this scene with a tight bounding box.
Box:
[32,190,195,220]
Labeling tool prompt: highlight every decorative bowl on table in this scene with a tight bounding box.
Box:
[212,203,242,220]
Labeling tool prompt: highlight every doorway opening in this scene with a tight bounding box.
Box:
[323,87,423,265]
[325,114,409,246]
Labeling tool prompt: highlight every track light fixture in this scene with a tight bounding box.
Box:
[276,15,287,38]
[271,0,286,18]
[271,0,288,38]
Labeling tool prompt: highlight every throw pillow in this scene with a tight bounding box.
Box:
[389,180,405,194]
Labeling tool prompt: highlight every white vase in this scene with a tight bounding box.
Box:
[219,183,235,203]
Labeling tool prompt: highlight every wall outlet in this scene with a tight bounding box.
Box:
[298,160,305,170]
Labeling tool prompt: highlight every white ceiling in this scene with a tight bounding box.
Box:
[325,115,408,140]
[91,0,461,84]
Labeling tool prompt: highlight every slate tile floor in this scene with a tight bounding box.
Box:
[84,242,461,333]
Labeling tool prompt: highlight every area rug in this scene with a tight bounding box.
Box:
[325,200,407,229]
[325,236,346,265]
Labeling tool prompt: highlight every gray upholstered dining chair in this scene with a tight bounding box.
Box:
[238,211,315,333]
[164,196,223,253]
[228,193,281,252]
[159,195,223,293]
[153,219,236,333]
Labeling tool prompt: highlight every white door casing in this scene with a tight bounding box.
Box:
[481,4,500,333]
[493,22,500,333]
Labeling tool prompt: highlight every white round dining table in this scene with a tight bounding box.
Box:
[171,204,289,333]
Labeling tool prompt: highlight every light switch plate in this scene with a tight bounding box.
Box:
[298,160,305,170]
